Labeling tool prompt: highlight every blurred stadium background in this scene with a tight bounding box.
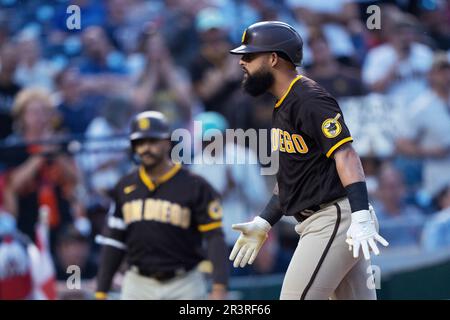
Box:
[0,0,450,300]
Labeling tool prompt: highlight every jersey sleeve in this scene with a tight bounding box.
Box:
[193,178,223,234]
[97,183,127,250]
[298,96,353,158]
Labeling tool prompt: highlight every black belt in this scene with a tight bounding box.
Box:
[134,265,195,282]
[294,197,346,222]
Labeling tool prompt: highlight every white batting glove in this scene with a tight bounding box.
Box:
[229,216,271,268]
[346,205,389,260]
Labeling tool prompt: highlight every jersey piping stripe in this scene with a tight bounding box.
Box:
[300,203,341,300]
[325,137,353,158]
[158,163,182,184]
[95,235,127,250]
[139,166,156,191]
[198,221,222,232]
[274,75,303,108]
[139,163,182,191]
[108,216,126,230]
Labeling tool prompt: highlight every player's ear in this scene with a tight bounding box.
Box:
[270,52,279,67]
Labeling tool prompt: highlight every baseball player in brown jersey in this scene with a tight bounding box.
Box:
[95,111,228,300]
[228,21,389,300]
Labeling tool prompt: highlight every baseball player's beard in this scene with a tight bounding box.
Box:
[138,152,165,170]
[242,67,274,97]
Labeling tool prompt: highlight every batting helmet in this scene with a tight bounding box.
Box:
[129,111,171,143]
[230,21,303,66]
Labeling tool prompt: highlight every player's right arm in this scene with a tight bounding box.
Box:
[229,183,282,268]
[95,186,127,299]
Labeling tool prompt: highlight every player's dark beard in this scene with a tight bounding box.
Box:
[139,151,164,170]
[242,68,274,96]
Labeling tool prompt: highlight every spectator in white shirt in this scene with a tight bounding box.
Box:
[362,14,433,105]
[396,53,450,198]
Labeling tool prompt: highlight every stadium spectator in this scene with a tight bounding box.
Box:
[362,13,434,105]
[80,96,131,207]
[287,0,360,65]
[55,67,99,136]
[14,32,58,90]
[55,225,97,282]
[1,88,86,252]
[421,185,450,251]
[132,29,195,129]
[305,30,366,98]
[158,0,201,68]
[79,25,127,75]
[372,163,425,247]
[395,52,450,199]
[189,7,242,119]
[0,211,35,300]
[418,0,450,50]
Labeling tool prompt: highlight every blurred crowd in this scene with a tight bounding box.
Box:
[0,0,450,299]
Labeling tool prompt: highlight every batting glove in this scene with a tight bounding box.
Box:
[346,205,389,260]
[229,216,271,268]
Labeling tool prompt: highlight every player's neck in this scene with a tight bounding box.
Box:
[144,159,174,181]
[270,71,299,100]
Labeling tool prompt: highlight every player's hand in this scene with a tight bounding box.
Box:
[346,206,389,260]
[229,216,271,268]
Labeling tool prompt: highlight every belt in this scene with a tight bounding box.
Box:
[294,197,346,221]
[133,265,195,282]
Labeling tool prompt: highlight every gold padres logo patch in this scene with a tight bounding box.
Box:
[208,200,223,220]
[322,114,342,138]
[138,118,150,130]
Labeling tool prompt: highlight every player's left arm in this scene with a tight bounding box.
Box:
[195,179,229,299]
[333,143,365,188]
[333,143,389,260]
[203,229,229,299]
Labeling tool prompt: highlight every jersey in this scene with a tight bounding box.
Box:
[271,75,353,216]
[104,164,223,273]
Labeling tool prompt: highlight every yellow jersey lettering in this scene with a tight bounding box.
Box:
[271,128,279,152]
[284,131,295,153]
[279,130,286,152]
[126,198,191,229]
[160,201,170,223]
[292,134,309,154]
[169,204,182,227]
[122,200,143,224]
[143,199,156,221]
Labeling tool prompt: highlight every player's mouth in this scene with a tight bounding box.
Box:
[140,152,157,161]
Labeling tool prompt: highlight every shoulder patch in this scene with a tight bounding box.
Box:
[207,200,223,220]
[321,114,342,138]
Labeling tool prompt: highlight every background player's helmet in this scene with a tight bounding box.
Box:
[129,111,171,144]
[230,21,303,66]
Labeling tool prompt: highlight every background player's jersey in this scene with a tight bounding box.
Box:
[272,75,353,216]
[104,164,223,272]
